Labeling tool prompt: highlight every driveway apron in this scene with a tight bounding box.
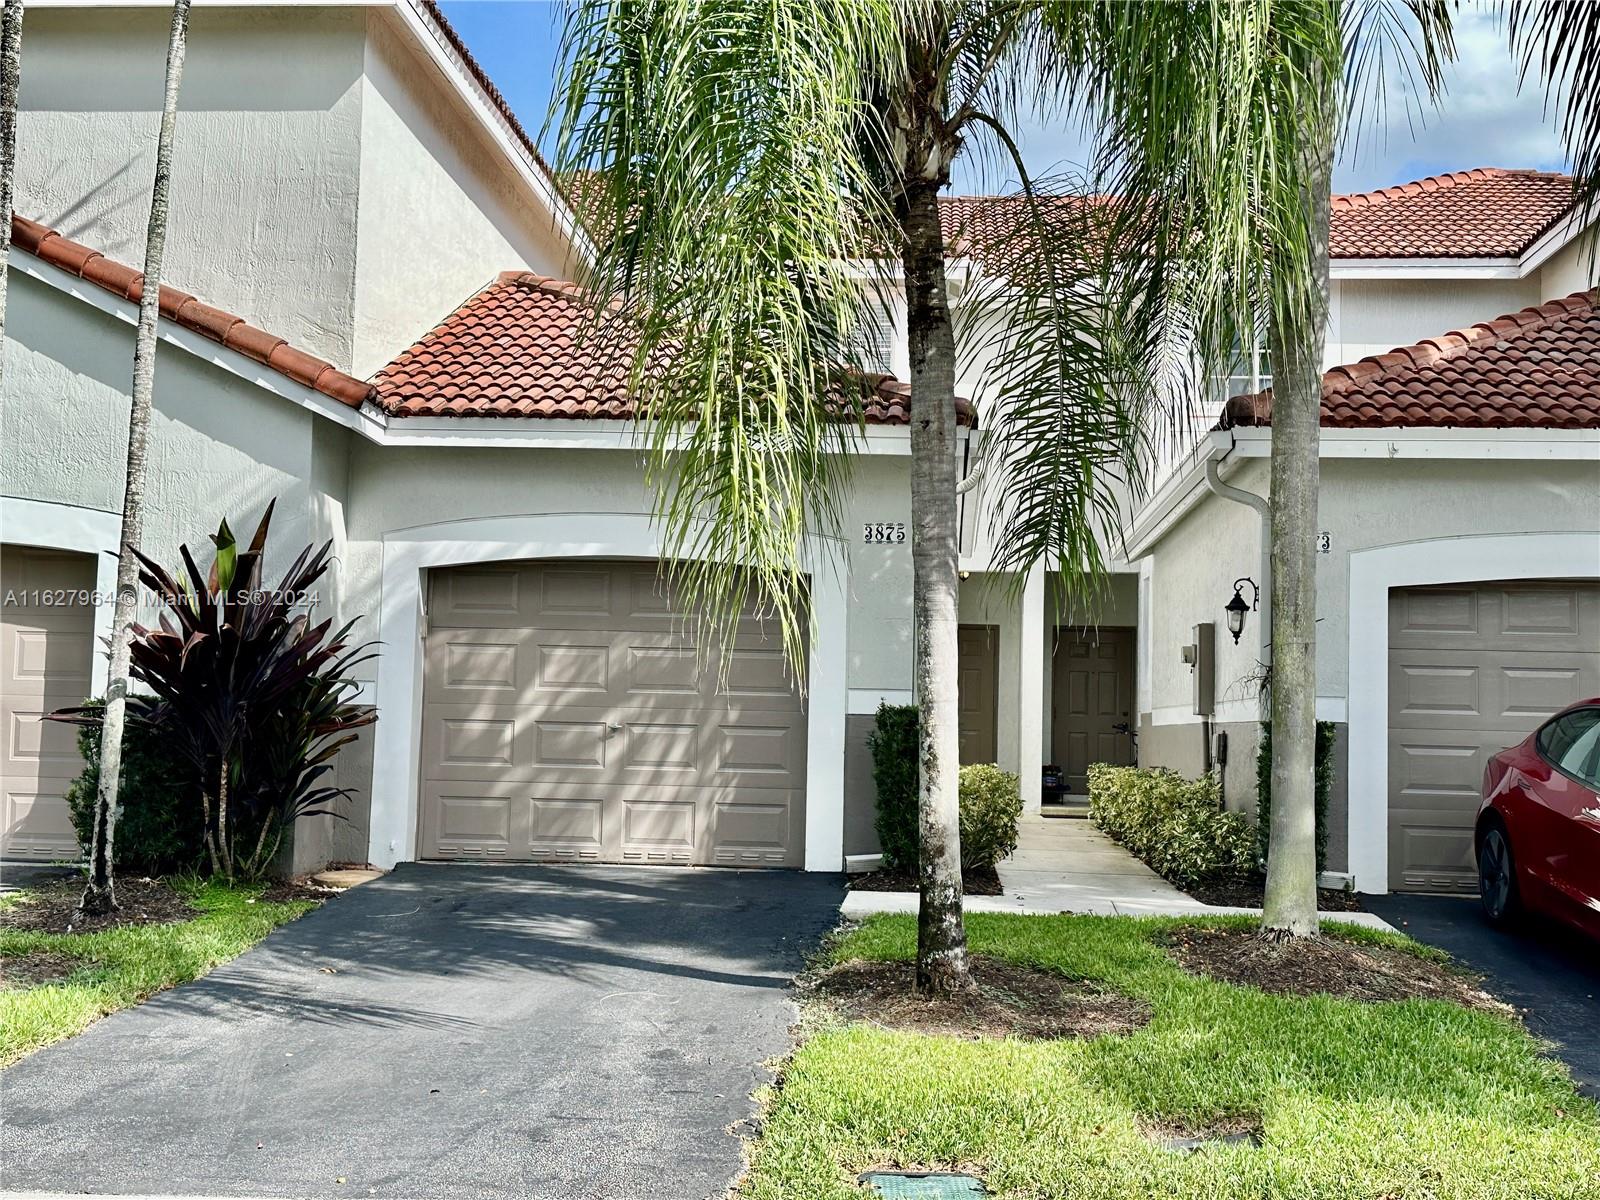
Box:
[0,864,844,1200]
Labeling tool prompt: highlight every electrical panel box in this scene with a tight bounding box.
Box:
[1191,621,1215,716]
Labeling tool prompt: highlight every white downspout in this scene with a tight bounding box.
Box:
[1203,432,1271,667]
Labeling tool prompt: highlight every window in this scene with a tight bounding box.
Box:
[1536,707,1600,791]
[1211,338,1272,406]
[857,308,895,374]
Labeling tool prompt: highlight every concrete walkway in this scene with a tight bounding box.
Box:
[997,814,1189,913]
[841,813,1396,931]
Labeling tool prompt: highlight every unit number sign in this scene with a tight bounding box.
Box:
[863,522,907,544]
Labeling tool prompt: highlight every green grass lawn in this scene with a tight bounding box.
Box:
[744,913,1600,1200]
[0,878,316,1066]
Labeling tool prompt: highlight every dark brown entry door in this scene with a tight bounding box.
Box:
[957,624,999,764]
[1052,626,1134,793]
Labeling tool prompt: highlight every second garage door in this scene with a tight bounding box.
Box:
[2,545,95,861]
[420,560,807,867]
[1388,580,1600,892]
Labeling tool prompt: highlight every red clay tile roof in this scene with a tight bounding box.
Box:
[1221,292,1600,430]
[1328,168,1574,258]
[931,168,1576,262]
[373,270,974,425]
[10,215,375,408]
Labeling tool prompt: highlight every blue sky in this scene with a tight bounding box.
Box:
[440,0,1568,195]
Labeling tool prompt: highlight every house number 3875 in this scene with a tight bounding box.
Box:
[863,522,907,544]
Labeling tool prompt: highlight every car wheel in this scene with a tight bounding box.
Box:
[1478,825,1522,925]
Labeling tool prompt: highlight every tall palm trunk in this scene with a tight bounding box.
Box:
[80,0,191,916]
[0,0,24,366]
[898,55,969,992]
[1260,60,1335,942]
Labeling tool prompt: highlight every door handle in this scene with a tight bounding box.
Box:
[607,722,624,733]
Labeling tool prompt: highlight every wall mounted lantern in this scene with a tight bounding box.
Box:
[1225,577,1259,644]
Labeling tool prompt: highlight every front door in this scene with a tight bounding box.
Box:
[1051,626,1134,795]
[957,624,999,764]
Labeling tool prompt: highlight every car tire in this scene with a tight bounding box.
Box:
[1477,824,1522,925]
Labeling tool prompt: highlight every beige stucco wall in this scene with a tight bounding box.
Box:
[16,6,367,369]
[350,11,573,377]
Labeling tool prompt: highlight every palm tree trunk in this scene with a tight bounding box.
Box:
[901,172,969,996]
[0,0,24,369]
[1260,61,1335,942]
[80,0,191,916]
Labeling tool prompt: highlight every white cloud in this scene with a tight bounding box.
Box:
[954,3,1565,196]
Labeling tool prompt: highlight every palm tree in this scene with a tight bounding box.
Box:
[550,0,1456,972]
[80,0,192,916]
[0,0,25,367]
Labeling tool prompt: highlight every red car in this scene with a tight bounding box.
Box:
[1477,697,1600,941]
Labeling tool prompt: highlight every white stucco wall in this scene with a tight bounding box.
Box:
[1326,277,1544,368]
[16,6,367,369]
[1535,236,1598,301]
[350,11,573,377]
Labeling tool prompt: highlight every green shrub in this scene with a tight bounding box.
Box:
[867,705,1024,873]
[1088,763,1255,889]
[957,764,1022,870]
[63,699,204,876]
[867,703,920,871]
[1255,720,1337,872]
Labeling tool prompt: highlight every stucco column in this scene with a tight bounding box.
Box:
[1018,568,1045,811]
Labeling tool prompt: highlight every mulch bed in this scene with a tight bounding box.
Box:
[0,949,89,989]
[1187,876,1365,912]
[1160,924,1510,1012]
[847,867,1004,897]
[0,877,198,934]
[807,954,1151,1040]
[257,880,340,905]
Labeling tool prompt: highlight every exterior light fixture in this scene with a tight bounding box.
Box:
[1225,577,1259,644]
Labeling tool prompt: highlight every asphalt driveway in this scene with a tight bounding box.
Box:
[1361,893,1600,1098]
[1,864,844,1200]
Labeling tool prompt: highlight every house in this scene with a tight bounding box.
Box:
[2,1,1596,897]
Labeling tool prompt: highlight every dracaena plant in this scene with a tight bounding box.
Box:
[57,500,376,881]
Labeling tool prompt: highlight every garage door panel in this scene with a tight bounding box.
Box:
[2,547,95,860]
[1388,580,1600,893]
[422,782,525,860]
[1388,650,1599,731]
[709,793,800,866]
[3,785,81,860]
[1391,583,1600,652]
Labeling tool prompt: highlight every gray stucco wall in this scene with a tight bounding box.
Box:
[16,6,367,369]
[843,713,879,858]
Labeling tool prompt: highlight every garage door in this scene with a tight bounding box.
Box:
[1388,580,1600,892]
[419,561,807,867]
[2,546,95,860]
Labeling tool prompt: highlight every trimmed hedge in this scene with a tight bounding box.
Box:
[63,700,205,876]
[1088,763,1255,889]
[866,703,1023,872]
[1255,720,1338,872]
[955,764,1023,871]
[866,703,920,871]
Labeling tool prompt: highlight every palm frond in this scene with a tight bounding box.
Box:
[1510,0,1600,276]
[549,0,910,683]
